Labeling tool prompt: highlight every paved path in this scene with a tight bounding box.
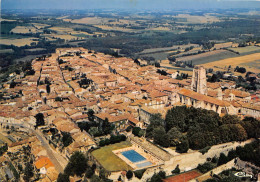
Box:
[0,122,67,173]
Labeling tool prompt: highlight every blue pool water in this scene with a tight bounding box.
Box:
[136,161,153,168]
[121,150,146,163]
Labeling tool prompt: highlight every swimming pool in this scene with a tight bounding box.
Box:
[121,150,146,163]
[136,161,153,168]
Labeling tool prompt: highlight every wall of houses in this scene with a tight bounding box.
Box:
[176,94,237,115]
[241,107,260,118]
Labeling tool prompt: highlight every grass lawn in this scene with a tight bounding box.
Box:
[91,141,133,172]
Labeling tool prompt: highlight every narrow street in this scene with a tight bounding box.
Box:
[0,122,67,173]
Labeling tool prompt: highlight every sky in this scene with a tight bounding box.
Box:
[1,0,260,10]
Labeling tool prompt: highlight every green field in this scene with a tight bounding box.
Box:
[228,46,260,55]
[1,22,18,33]
[140,52,171,61]
[91,141,132,172]
[0,49,14,54]
[177,50,238,66]
[240,60,260,70]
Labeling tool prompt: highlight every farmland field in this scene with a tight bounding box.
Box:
[141,52,170,61]
[10,26,40,34]
[1,22,18,33]
[140,44,199,54]
[213,42,235,49]
[0,37,38,47]
[228,46,260,55]
[160,60,193,75]
[176,50,238,65]
[0,49,14,54]
[0,132,12,145]
[14,54,46,63]
[32,23,50,29]
[202,53,260,74]
[94,25,135,32]
[65,17,109,24]
[174,14,221,24]
[43,34,83,41]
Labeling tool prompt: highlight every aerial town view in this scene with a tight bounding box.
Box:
[0,0,260,181]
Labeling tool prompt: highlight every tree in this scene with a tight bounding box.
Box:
[148,171,166,182]
[165,106,191,132]
[0,143,8,156]
[218,153,229,166]
[99,168,109,180]
[132,127,141,136]
[171,164,180,174]
[158,171,166,179]
[55,97,62,102]
[167,127,183,146]
[155,62,160,68]
[34,113,45,128]
[85,167,94,178]
[88,109,95,122]
[64,151,88,177]
[149,173,163,182]
[229,124,247,141]
[10,81,17,88]
[89,127,100,137]
[235,66,246,73]
[197,162,215,173]
[185,47,190,52]
[241,117,260,138]
[23,162,34,182]
[168,56,176,63]
[57,173,69,182]
[126,170,133,180]
[220,176,241,182]
[134,169,146,179]
[176,137,189,153]
[46,84,50,94]
[153,126,169,147]
[102,118,112,135]
[146,113,164,138]
[61,132,73,147]
[207,74,220,82]
[221,115,240,124]
[90,175,103,182]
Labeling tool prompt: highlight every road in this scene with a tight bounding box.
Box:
[0,122,67,173]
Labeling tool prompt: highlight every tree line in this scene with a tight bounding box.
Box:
[145,106,260,152]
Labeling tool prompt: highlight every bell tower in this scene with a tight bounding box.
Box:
[191,66,207,95]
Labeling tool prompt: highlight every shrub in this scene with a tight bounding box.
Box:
[132,127,141,136]
[171,164,180,174]
[134,169,146,179]
[199,146,211,155]
[126,170,133,180]
[197,162,215,173]
[217,153,229,166]
[126,126,132,132]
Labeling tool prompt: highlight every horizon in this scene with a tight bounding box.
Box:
[2,0,260,10]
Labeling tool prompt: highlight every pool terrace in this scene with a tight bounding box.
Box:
[113,147,158,170]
